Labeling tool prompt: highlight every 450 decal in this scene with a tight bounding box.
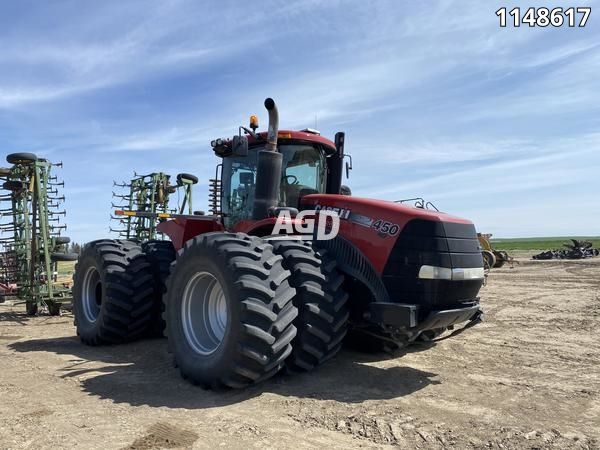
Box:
[372,219,400,236]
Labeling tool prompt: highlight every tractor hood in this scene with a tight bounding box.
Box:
[301,194,483,311]
[300,194,479,274]
[301,194,473,226]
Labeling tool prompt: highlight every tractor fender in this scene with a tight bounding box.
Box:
[157,217,224,251]
[314,235,390,303]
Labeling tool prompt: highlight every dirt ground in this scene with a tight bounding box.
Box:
[1,258,599,449]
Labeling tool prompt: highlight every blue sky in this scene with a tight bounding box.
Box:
[1,0,598,243]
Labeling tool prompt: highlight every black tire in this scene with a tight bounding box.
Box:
[26,302,38,316]
[47,302,61,316]
[177,173,199,184]
[482,250,496,270]
[270,240,349,372]
[493,251,508,268]
[51,253,79,262]
[72,239,155,345]
[142,240,176,336]
[54,236,71,245]
[0,167,11,177]
[164,232,297,389]
[3,180,27,191]
[6,152,38,165]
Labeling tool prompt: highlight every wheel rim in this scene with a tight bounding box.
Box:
[82,266,102,323]
[181,272,228,356]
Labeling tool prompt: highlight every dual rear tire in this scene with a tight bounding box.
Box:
[72,240,154,345]
[270,240,349,372]
[164,233,298,388]
[72,233,350,388]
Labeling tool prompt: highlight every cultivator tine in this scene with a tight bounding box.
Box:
[52,161,63,168]
[49,181,65,187]
[113,181,131,188]
[48,195,65,202]
[112,192,132,200]
[48,210,67,216]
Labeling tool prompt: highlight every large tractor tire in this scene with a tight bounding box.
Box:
[271,240,349,372]
[72,239,155,345]
[142,240,176,336]
[164,233,297,389]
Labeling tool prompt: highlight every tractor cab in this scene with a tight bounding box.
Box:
[212,119,347,229]
[220,137,332,227]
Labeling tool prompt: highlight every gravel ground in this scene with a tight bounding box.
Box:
[0,258,599,449]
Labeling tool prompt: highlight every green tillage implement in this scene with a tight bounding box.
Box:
[111,171,198,241]
[0,153,76,315]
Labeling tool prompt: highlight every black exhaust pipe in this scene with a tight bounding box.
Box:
[252,98,283,220]
[326,131,345,194]
[264,97,278,152]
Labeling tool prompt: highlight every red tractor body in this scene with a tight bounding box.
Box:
[156,102,484,346]
[74,98,484,389]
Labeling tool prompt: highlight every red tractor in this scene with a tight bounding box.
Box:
[72,98,484,389]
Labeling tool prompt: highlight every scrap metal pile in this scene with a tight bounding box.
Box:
[478,233,515,269]
[532,239,600,260]
[0,152,76,315]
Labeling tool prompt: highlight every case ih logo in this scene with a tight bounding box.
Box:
[269,209,340,241]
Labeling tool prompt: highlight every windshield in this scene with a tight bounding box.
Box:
[221,143,326,226]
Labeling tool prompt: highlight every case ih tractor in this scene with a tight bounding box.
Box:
[72,98,484,389]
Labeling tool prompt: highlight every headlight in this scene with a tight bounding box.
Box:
[418,265,484,280]
[418,265,452,280]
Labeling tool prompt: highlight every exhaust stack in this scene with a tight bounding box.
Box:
[252,98,283,220]
[264,97,279,152]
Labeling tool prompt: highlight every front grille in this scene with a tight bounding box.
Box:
[382,219,483,310]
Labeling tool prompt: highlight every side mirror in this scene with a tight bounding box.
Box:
[232,135,248,156]
[345,155,353,179]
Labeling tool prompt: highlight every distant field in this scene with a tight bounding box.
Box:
[491,237,600,251]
